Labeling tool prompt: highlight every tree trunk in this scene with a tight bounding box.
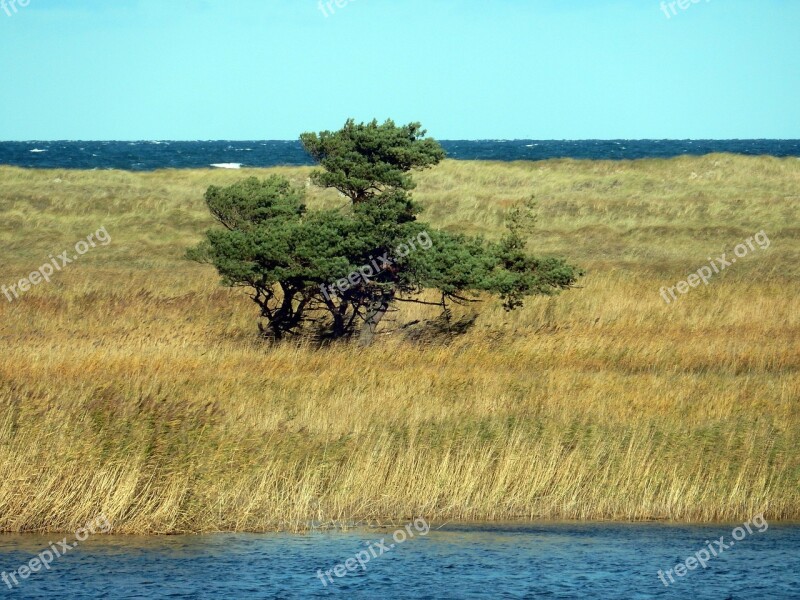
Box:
[358,294,392,347]
[331,300,348,338]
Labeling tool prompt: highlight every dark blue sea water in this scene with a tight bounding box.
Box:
[1,140,799,171]
[1,523,798,599]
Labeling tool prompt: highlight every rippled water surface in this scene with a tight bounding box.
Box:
[2,139,800,170]
[1,523,798,598]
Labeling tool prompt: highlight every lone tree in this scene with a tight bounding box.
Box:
[189,119,581,345]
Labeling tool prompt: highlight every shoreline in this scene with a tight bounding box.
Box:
[3,518,800,538]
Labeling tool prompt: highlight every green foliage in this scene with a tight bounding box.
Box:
[190,119,581,343]
[204,175,306,231]
[489,197,584,310]
[300,119,446,203]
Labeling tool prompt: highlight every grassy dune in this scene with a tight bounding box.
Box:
[0,155,798,533]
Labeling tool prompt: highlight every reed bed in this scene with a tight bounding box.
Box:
[0,155,797,533]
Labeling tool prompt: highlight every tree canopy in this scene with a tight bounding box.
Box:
[300,119,446,203]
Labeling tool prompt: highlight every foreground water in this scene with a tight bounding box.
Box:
[1,139,800,170]
[0,523,798,599]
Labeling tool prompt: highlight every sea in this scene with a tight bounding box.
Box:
[1,139,799,170]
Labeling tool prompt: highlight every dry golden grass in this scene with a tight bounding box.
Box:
[0,155,798,533]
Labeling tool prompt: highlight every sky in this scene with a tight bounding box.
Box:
[0,0,798,140]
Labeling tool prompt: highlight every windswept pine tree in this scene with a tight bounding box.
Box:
[189,119,581,345]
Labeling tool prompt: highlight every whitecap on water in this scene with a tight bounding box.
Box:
[30,148,47,153]
[210,163,242,169]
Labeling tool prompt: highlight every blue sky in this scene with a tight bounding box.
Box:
[0,0,798,140]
